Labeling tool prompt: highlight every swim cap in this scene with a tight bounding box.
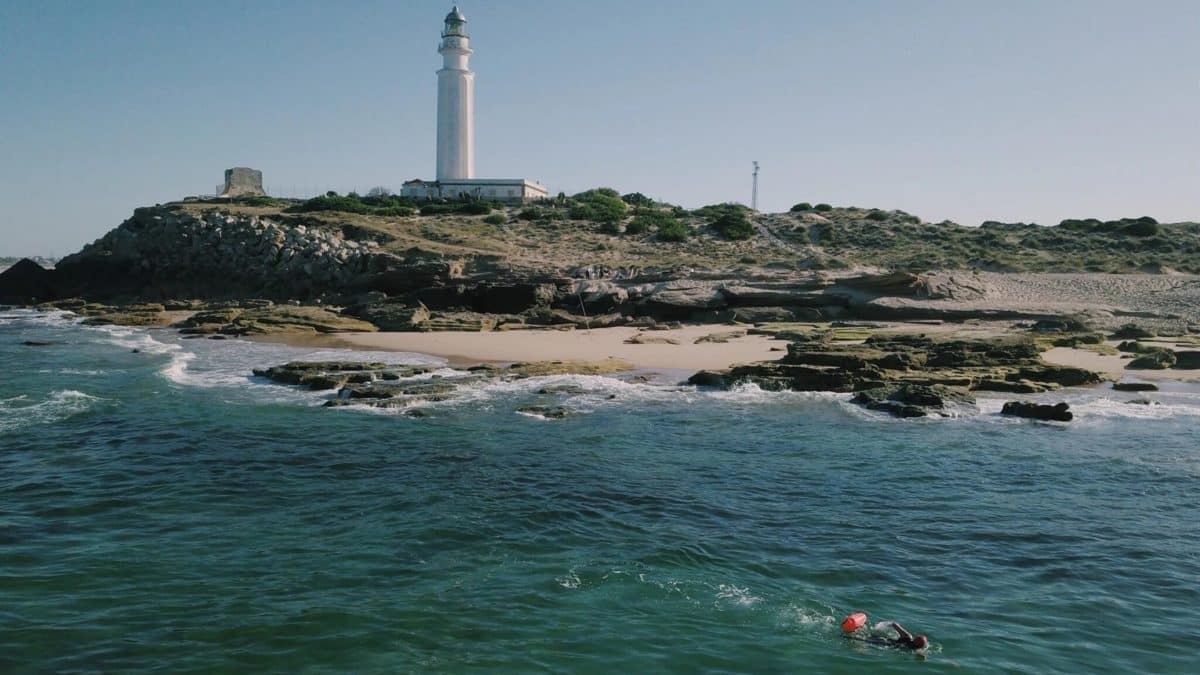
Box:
[841,612,868,633]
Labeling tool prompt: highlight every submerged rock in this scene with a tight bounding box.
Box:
[516,405,571,420]
[1001,401,1073,422]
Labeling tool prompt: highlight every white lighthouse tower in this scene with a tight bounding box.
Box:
[436,6,474,181]
[401,7,548,203]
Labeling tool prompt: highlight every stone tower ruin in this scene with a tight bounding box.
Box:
[219,167,265,198]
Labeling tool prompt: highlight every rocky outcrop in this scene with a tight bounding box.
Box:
[851,383,976,418]
[52,207,394,301]
[1001,401,1073,422]
[690,333,1103,405]
[253,359,632,414]
[0,259,57,304]
[176,305,376,335]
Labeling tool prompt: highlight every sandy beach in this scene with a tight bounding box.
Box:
[254,325,789,370]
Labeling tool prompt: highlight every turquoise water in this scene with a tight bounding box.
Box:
[2,310,1199,673]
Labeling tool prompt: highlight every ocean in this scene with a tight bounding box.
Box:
[1,309,1198,673]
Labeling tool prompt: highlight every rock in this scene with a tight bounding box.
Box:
[1112,381,1158,392]
[1173,351,1200,369]
[1127,350,1176,370]
[851,384,976,418]
[625,333,680,345]
[1007,365,1102,387]
[972,379,1049,394]
[694,330,746,344]
[81,312,173,327]
[346,301,431,331]
[505,360,634,377]
[516,405,571,419]
[537,384,585,395]
[566,280,629,314]
[1110,324,1156,340]
[1001,401,1073,422]
[639,284,727,317]
[472,283,558,314]
[1126,398,1159,406]
[21,340,57,347]
[688,370,727,387]
[1030,318,1091,333]
[180,306,376,335]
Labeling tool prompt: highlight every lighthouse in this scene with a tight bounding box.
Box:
[436,6,474,181]
[401,7,548,203]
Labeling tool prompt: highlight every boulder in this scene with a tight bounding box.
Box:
[639,285,727,318]
[1173,351,1200,369]
[1112,381,1159,392]
[687,370,727,387]
[851,384,976,418]
[564,281,629,314]
[625,333,680,345]
[1127,350,1176,370]
[1030,318,1091,333]
[1110,324,1156,340]
[345,301,431,331]
[1001,401,1073,422]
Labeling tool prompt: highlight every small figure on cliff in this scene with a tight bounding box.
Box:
[842,612,930,651]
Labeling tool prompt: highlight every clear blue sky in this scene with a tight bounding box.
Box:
[1,0,1197,255]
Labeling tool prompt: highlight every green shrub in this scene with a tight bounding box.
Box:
[866,209,890,221]
[711,212,755,240]
[376,206,416,217]
[289,192,417,216]
[238,196,281,208]
[518,208,544,221]
[458,202,492,216]
[420,203,453,216]
[691,203,749,220]
[1122,220,1160,237]
[814,203,833,212]
[572,187,621,201]
[568,191,627,223]
[657,220,690,242]
[624,218,650,235]
[483,213,506,225]
[627,210,676,235]
[790,202,813,212]
[622,192,655,207]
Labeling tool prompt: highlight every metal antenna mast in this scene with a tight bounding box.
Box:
[752,161,760,211]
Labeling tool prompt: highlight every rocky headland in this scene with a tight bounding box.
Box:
[4,192,1199,415]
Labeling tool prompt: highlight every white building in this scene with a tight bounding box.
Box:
[401,6,548,204]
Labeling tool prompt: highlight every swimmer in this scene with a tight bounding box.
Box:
[846,619,930,651]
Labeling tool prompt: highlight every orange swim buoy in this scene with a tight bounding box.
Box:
[842,612,868,633]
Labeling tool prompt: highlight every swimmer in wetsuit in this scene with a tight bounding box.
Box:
[849,622,930,651]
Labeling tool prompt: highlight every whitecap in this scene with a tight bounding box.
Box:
[0,390,105,433]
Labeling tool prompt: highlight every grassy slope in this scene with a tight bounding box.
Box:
[171,202,1200,275]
